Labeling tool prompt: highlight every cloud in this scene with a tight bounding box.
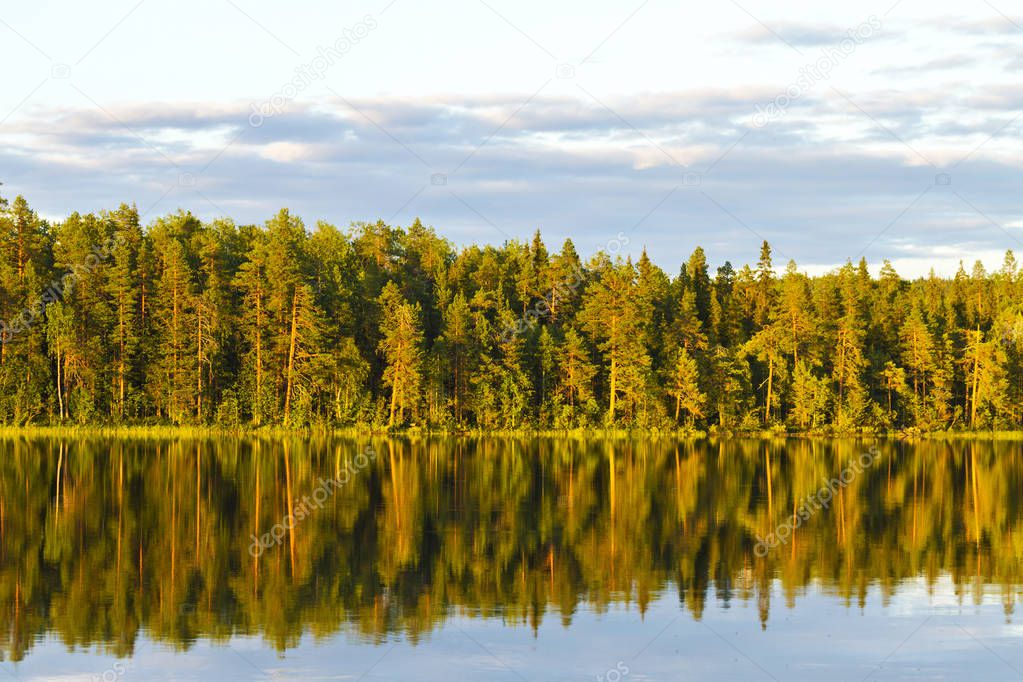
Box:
[1,86,1022,277]
[734,22,852,47]
[872,54,979,76]
[259,141,320,163]
[921,15,1023,36]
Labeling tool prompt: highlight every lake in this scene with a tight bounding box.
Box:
[1,436,1021,681]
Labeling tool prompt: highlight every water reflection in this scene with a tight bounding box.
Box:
[0,436,1020,662]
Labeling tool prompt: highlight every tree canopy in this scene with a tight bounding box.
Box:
[1,194,1022,431]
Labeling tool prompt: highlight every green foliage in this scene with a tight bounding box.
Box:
[0,191,1021,432]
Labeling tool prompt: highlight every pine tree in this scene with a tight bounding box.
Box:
[880,361,907,424]
[777,261,812,367]
[558,326,596,416]
[378,282,424,427]
[900,306,935,425]
[790,360,831,430]
[549,239,583,322]
[153,238,195,423]
[667,346,705,425]
[536,326,557,418]
[282,283,325,425]
[686,247,713,329]
[0,196,51,422]
[709,345,753,428]
[744,324,784,424]
[441,291,473,424]
[578,258,649,423]
[832,295,867,428]
[234,235,271,423]
[44,301,75,421]
[754,241,775,327]
[105,204,143,418]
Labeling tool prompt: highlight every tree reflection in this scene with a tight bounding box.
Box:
[0,436,1020,661]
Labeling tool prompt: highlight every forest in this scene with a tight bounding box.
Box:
[0,192,1021,431]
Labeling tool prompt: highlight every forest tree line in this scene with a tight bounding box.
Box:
[1,192,1022,431]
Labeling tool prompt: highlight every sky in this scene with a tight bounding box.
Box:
[1,0,1021,276]
[12,579,1023,681]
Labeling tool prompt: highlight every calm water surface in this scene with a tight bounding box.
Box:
[1,436,1021,681]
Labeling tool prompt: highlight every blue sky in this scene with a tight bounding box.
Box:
[2,0,1022,275]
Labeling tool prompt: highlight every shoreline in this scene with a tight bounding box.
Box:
[1,425,1022,440]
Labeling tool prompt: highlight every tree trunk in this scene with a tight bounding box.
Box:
[55,345,64,420]
[118,294,126,417]
[608,353,617,421]
[254,285,263,425]
[970,328,981,427]
[388,382,398,427]
[172,272,180,421]
[196,303,203,419]
[284,291,299,423]
[791,311,798,367]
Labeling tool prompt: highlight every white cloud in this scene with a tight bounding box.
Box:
[0,0,1020,274]
[259,141,318,163]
